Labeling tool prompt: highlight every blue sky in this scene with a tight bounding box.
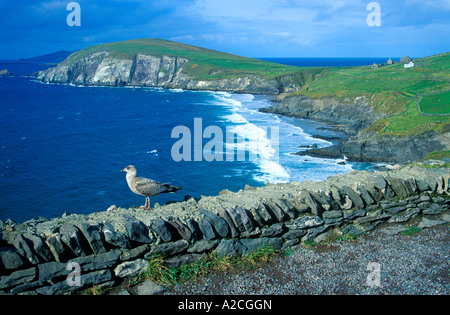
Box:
[0,0,449,59]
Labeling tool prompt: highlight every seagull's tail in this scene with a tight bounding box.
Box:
[164,184,182,193]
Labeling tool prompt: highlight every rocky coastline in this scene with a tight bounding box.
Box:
[1,164,448,295]
[261,94,449,163]
[34,50,299,95]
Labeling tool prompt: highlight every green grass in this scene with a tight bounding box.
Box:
[63,38,306,81]
[133,244,280,287]
[296,52,450,136]
[400,226,422,237]
[420,91,450,115]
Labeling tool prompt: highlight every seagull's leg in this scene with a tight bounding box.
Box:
[140,197,149,209]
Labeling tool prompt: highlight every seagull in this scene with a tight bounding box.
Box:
[121,165,182,209]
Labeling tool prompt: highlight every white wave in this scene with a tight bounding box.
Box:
[212,92,290,184]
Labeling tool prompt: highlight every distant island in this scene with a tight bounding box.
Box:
[34,38,450,164]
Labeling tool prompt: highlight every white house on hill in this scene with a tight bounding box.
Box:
[404,61,415,68]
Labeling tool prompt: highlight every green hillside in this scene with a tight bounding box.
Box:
[63,38,304,81]
[293,52,450,137]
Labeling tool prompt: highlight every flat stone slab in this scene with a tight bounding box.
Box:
[381,226,408,235]
[134,279,167,295]
[418,217,447,228]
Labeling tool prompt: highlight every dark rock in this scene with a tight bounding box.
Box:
[285,198,310,214]
[38,261,68,282]
[403,178,417,195]
[149,240,189,257]
[381,226,408,235]
[0,267,36,290]
[415,179,430,192]
[114,259,148,279]
[218,208,239,238]
[363,183,384,202]
[150,218,173,243]
[198,219,216,240]
[344,225,366,236]
[225,207,246,232]
[0,246,27,271]
[240,238,283,255]
[25,234,53,263]
[167,218,192,241]
[187,240,219,253]
[340,186,365,209]
[311,192,339,211]
[59,223,92,256]
[102,222,131,249]
[12,234,41,265]
[185,219,202,242]
[276,199,300,219]
[248,206,266,227]
[384,184,396,199]
[423,203,447,215]
[264,200,288,222]
[120,244,150,261]
[380,200,407,209]
[165,254,203,268]
[260,223,286,237]
[77,223,107,254]
[253,202,277,225]
[388,207,421,223]
[214,239,246,257]
[355,214,391,225]
[285,215,324,230]
[37,269,112,295]
[235,206,255,232]
[330,187,346,209]
[298,191,324,216]
[45,233,73,262]
[387,178,409,198]
[384,206,407,215]
[357,185,375,205]
[322,210,343,225]
[343,209,366,220]
[126,220,154,244]
[302,225,330,242]
[72,250,122,271]
[282,229,307,240]
[199,209,230,237]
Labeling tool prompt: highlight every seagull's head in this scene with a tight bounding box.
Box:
[121,165,137,175]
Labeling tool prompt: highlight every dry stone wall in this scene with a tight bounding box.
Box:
[1,166,449,295]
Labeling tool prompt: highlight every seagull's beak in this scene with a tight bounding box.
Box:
[121,169,125,173]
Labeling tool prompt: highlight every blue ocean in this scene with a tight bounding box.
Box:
[0,58,381,223]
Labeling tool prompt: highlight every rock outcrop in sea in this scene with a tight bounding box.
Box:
[0,69,13,77]
[1,165,448,295]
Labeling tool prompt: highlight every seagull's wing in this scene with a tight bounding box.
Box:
[134,176,169,197]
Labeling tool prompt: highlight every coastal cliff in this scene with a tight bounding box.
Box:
[262,94,449,163]
[35,39,310,95]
